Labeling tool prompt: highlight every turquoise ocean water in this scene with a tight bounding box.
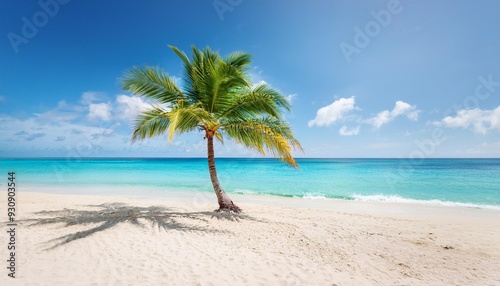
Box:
[1,158,499,209]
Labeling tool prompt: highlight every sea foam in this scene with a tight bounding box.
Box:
[352,194,500,210]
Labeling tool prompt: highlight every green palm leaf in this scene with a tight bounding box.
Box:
[220,83,291,120]
[224,51,252,70]
[222,117,302,167]
[132,107,170,142]
[122,66,183,104]
[167,104,214,142]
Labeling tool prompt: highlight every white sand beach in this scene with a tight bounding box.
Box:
[1,190,499,285]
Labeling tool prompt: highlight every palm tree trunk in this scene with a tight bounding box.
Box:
[207,135,241,213]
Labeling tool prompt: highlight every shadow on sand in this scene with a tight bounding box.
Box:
[17,203,259,250]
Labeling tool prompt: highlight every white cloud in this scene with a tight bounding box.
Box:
[1,114,115,148]
[88,103,112,121]
[32,93,152,124]
[368,110,391,128]
[367,101,419,128]
[34,100,84,122]
[115,95,152,121]
[392,101,419,120]
[339,125,360,136]
[0,110,174,157]
[0,95,6,103]
[308,96,358,127]
[434,106,500,134]
[77,94,154,122]
[286,94,297,103]
[0,91,209,157]
[80,91,106,105]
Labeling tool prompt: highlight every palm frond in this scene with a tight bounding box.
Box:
[122,67,183,104]
[251,83,291,111]
[214,131,224,144]
[224,51,252,70]
[167,105,214,142]
[177,46,249,114]
[219,83,290,120]
[168,45,191,68]
[221,117,303,167]
[132,107,170,142]
[169,45,201,105]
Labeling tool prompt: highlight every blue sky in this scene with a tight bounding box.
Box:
[1,0,499,158]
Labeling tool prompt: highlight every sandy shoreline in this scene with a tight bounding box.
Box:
[1,190,499,285]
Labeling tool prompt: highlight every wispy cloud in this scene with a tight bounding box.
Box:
[87,103,112,121]
[25,133,46,141]
[79,91,107,105]
[31,92,152,124]
[115,95,152,122]
[464,141,500,156]
[366,101,419,128]
[249,67,264,84]
[10,130,47,141]
[0,91,201,157]
[34,100,84,122]
[286,93,297,103]
[339,125,360,136]
[433,106,500,134]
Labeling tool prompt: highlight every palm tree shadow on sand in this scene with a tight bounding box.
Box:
[19,203,259,250]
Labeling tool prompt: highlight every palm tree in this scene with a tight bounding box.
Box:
[122,45,302,213]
